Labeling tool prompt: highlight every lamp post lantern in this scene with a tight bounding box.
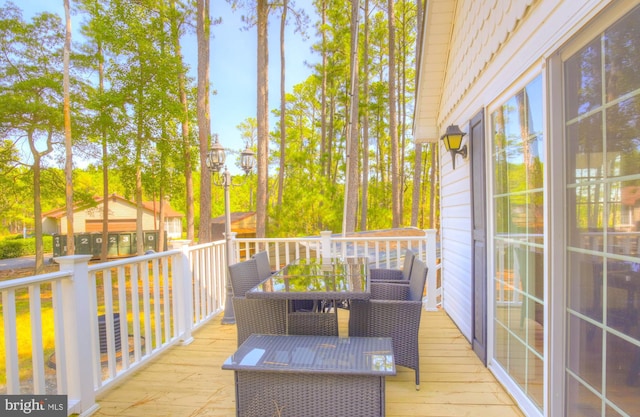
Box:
[206,134,256,324]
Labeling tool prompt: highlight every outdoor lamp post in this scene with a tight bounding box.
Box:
[440,124,467,170]
[206,134,256,324]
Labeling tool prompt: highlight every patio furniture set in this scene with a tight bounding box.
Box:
[222,250,427,417]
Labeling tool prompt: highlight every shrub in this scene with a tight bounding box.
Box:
[43,235,53,253]
[0,235,54,259]
[0,239,25,258]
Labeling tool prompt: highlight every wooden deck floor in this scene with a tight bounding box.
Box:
[93,309,525,417]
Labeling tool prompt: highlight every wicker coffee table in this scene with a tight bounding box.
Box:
[222,334,396,417]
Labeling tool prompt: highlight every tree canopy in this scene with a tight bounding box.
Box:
[0,0,438,246]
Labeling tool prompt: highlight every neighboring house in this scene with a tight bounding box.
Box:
[42,194,183,239]
[210,211,256,241]
[414,1,639,417]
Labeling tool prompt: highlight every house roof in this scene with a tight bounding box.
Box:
[210,212,255,225]
[140,199,183,218]
[413,0,455,143]
[413,0,535,143]
[43,194,183,219]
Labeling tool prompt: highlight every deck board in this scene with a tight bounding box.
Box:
[92,310,525,417]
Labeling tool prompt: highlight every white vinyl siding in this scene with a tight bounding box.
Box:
[428,1,637,416]
[440,147,473,340]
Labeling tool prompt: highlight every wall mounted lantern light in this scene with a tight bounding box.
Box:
[440,124,467,170]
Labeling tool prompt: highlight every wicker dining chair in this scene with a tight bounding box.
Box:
[369,249,415,282]
[229,258,287,346]
[287,311,339,336]
[252,250,273,280]
[228,258,261,297]
[349,258,428,389]
[368,254,424,301]
[232,297,287,346]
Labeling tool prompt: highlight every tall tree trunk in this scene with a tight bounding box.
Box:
[388,0,400,228]
[277,0,288,206]
[377,47,385,185]
[172,0,194,242]
[399,1,407,221]
[360,0,370,231]
[376,102,382,184]
[134,45,144,256]
[101,144,110,256]
[158,163,166,252]
[156,1,168,253]
[197,0,212,243]
[320,0,328,177]
[343,0,360,234]
[429,143,438,228]
[256,0,269,238]
[33,151,44,273]
[135,134,144,254]
[411,0,424,227]
[421,149,429,227]
[98,39,109,261]
[328,91,334,182]
[411,144,422,226]
[63,0,74,255]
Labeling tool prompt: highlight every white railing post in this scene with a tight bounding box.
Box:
[424,229,438,311]
[320,231,333,259]
[170,240,194,345]
[55,255,99,416]
[228,231,238,265]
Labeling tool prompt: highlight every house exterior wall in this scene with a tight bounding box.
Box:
[438,0,539,344]
[49,198,183,239]
[430,1,633,416]
[165,218,182,239]
[438,0,615,349]
[440,160,473,340]
[42,218,58,235]
[59,200,157,233]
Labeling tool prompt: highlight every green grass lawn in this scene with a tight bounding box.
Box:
[0,264,175,389]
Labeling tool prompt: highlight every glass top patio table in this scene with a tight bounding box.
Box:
[245,257,370,300]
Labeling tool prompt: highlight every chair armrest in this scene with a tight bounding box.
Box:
[370,268,404,281]
[371,279,409,284]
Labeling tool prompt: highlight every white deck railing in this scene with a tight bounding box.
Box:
[0,229,439,416]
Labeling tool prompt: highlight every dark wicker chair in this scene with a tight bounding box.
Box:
[288,311,339,336]
[232,297,287,346]
[349,258,428,389]
[252,250,273,280]
[369,249,415,282]
[229,258,287,346]
[229,258,261,297]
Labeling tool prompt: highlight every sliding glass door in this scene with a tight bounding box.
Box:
[491,74,545,411]
[564,6,640,416]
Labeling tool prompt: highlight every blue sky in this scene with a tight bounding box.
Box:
[14,1,318,173]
